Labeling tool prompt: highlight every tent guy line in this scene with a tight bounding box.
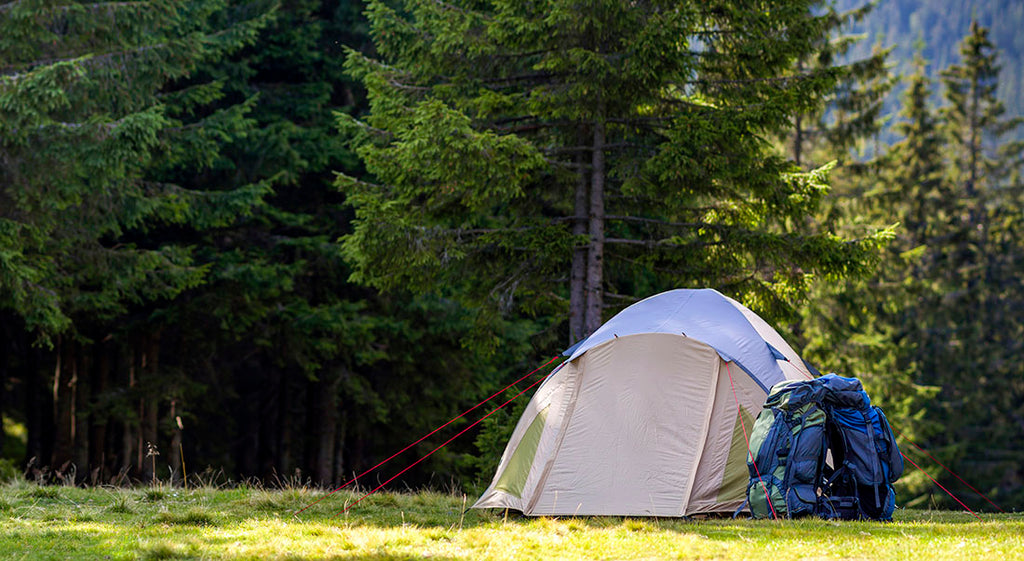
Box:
[336,368,556,516]
[900,451,982,520]
[295,355,563,516]
[300,290,999,518]
[896,431,1004,513]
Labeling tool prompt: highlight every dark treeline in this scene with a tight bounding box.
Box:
[0,0,509,489]
[1,0,1022,511]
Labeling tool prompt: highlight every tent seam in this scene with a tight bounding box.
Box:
[525,357,586,514]
[680,352,721,516]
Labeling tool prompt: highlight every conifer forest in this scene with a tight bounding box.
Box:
[2,0,1022,511]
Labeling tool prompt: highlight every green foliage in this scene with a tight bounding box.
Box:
[909,22,1024,510]
[800,21,1024,510]
[837,0,1024,140]
[0,0,1020,513]
[783,2,898,167]
[341,0,890,350]
[0,0,274,339]
[795,55,939,434]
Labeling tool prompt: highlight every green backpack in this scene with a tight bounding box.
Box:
[745,379,828,518]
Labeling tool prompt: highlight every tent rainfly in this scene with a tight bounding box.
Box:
[471,288,814,517]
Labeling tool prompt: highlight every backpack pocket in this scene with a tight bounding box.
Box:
[874,406,904,482]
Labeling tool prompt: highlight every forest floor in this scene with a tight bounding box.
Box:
[0,480,1020,560]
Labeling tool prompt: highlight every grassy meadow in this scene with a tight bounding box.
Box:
[0,481,1020,560]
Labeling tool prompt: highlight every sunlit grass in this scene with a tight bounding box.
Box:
[0,480,1020,559]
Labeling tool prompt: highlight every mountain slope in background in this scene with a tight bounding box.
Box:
[838,0,1023,129]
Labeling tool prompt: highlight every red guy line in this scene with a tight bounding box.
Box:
[296,355,562,515]
[900,451,981,521]
[726,363,778,520]
[895,430,1004,513]
[337,368,554,516]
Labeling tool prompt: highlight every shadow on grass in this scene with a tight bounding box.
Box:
[1,523,467,561]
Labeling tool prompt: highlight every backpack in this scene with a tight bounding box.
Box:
[817,375,904,521]
[744,374,903,520]
[744,379,829,519]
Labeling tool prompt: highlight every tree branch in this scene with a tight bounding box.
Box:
[605,215,705,229]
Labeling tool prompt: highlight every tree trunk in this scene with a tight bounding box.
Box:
[569,126,590,345]
[51,336,75,474]
[120,343,136,480]
[584,117,606,337]
[72,346,91,482]
[967,62,979,199]
[258,369,279,481]
[278,367,294,477]
[135,344,144,474]
[168,400,182,486]
[313,374,339,486]
[139,335,160,483]
[333,411,347,486]
[793,59,805,168]
[236,382,259,479]
[142,398,159,483]
[89,342,111,484]
[25,342,52,477]
[793,114,804,168]
[0,323,6,455]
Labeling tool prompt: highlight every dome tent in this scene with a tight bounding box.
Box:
[471,289,812,517]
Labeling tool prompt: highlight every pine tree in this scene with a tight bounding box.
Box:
[787,1,897,169]
[1,0,273,477]
[916,21,1024,508]
[0,0,271,338]
[339,0,891,349]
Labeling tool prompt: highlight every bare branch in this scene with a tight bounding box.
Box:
[605,215,704,229]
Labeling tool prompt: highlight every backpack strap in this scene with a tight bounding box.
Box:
[860,410,881,509]
[732,498,750,519]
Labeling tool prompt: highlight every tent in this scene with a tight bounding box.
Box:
[471,288,813,517]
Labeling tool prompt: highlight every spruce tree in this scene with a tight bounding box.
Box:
[0,0,271,338]
[1,0,273,477]
[126,0,519,485]
[917,21,1024,508]
[787,1,897,169]
[339,0,890,347]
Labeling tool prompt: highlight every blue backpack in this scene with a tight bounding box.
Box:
[744,374,903,520]
[817,375,904,521]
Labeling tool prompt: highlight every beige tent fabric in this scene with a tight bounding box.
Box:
[525,334,719,516]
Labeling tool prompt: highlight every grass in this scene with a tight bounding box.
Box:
[0,481,1021,560]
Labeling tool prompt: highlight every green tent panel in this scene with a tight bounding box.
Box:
[494,405,549,498]
[717,407,755,505]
